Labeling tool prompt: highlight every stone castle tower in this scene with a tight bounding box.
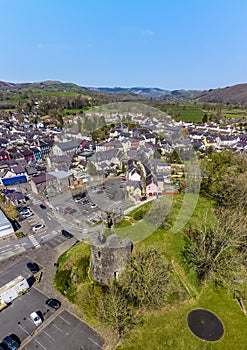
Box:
[90,234,133,284]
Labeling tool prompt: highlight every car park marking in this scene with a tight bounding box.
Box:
[88,337,102,348]
[43,330,55,341]
[18,323,30,335]
[51,323,63,332]
[35,338,47,350]
[58,315,71,325]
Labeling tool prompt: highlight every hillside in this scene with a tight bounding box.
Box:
[89,86,199,100]
[0,80,87,93]
[1,80,247,104]
[195,83,247,104]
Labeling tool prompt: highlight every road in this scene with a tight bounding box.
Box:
[0,183,157,263]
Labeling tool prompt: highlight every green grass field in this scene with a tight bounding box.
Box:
[117,285,247,350]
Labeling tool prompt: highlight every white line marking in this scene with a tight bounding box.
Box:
[43,330,55,341]
[35,339,47,350]
[18,323,29,335]
[51,323,63,332]
[59,315,71,325]
[88,337,101,348]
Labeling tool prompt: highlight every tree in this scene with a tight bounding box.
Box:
[119,248,181,308]
[98,283,134,337]
[202,113,208,123]
[86,161,98,176]
[183,208,247,286]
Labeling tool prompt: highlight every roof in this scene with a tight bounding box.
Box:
[48,170,72,179]
[12,165,25,174]
[32,173,56,184]
[0,209,13,232]
[54,140,81,152]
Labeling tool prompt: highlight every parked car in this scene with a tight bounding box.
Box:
[140,196,147,201]
[61,230,73,239]
[2,335,20,350]
[68,208,77,215]
[17,206,29,213]
[23,211,33,218]
[30,312,42,326]
[40,204,46,209]
[0,342,7,350]
[46,298,61,309]
[81,199,89,205]
[32,224,45,232]
[27,262,40,274]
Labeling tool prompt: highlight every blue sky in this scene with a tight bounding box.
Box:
[1,0,247,90]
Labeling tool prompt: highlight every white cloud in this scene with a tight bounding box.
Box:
[141,29,154,36]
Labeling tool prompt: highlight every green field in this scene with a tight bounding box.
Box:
[117,285,247,350]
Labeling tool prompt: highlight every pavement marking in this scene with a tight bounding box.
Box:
[88,337,102,348]
[28,235,41,248]
[40,233,50,239]
[35,338,47,350]
[43,330,55,341]
[51,323,63,332]
[59,315,71,325]
[18,323,30,335]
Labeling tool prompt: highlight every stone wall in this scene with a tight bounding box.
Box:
[90,234,132,284]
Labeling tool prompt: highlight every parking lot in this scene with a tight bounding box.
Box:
[0,288,54,342]
[23,310,104,350]
[0,257,41,285]
[0,287,104,350]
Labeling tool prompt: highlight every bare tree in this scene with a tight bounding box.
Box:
[183,208,247,286]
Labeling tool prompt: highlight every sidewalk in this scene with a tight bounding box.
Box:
[26,239,78,313]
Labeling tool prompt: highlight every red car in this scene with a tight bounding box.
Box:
[140,196,147,201]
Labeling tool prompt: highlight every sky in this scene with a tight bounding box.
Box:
[1,0,247,90]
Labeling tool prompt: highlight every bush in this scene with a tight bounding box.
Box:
[15,231,25,238]
[54,269,76,301]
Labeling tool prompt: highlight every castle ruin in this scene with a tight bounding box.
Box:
[90,233,133,284]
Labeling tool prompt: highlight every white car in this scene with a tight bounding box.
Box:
[23,211,33,218]
[32,224,45,232]
[30,311,42,326]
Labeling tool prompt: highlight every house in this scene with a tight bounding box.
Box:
[48,170,73,191]
[128,164,141,182]
[21,148,35,161]
[52,140,81,156]
[126,180,143,200]
[146,176,159,196]
[0,169,27,186]
[30,173,57,196]
[31,147,42,161]
[143,133,156,144]
[0,150,10,162]
[5,191,26,206]
[216,135,240,147]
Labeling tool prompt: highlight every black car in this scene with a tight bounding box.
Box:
[40,204,46,209]
[46,298,61,309]
[2,335,20,350]
[61,230,73,239]
[0,342,8,350]
[27,262,40,274]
